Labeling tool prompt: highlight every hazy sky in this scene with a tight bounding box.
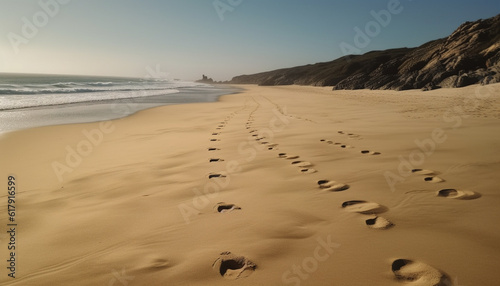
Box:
[0,0,499,81]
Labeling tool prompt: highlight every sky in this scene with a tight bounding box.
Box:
[0,0,499,81]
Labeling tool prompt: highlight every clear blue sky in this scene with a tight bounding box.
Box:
[0,0,499,81]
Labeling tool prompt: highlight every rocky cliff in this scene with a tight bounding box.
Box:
[229,14,500,90]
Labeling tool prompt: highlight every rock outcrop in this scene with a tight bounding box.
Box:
[197,74,214,84]
[228,14,500,90]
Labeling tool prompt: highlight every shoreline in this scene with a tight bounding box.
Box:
[0,85,242,134]
[1,84,499,285]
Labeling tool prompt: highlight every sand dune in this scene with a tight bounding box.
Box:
[1,84,499,285]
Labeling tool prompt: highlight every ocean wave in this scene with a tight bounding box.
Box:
[0,81,210,95]
[0,74,214,110]
[0,89,181,110]
[0,87,169,95]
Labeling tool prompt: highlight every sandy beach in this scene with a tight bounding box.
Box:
[1,84,500,285]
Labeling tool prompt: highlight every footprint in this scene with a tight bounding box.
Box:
[341,200,385,214]
[320,139,334,144]
[209,158,225,162]
[212,133,220,136]
[361,150,381,155]
[338,130,361,139]
[391,259,451,285]
[208,148,220,151]
[210,139,220,142]
[317,180,349,192]
[278,153,300,160]
[212,252,256,280]
[411,169,436,175]
[300,168,317,174]
[214,202,241,213]
[437,189,480,200]
[424,176,445,183]
[365,216,394,229]
[208,173,227,179]
[340,144,353,149]
[291,161,313,168]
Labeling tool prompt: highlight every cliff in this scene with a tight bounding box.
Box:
[229,14,500,90]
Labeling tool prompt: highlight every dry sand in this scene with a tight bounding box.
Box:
[1,84,500,285]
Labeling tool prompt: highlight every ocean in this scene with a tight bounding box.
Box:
[0,73,238,133]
